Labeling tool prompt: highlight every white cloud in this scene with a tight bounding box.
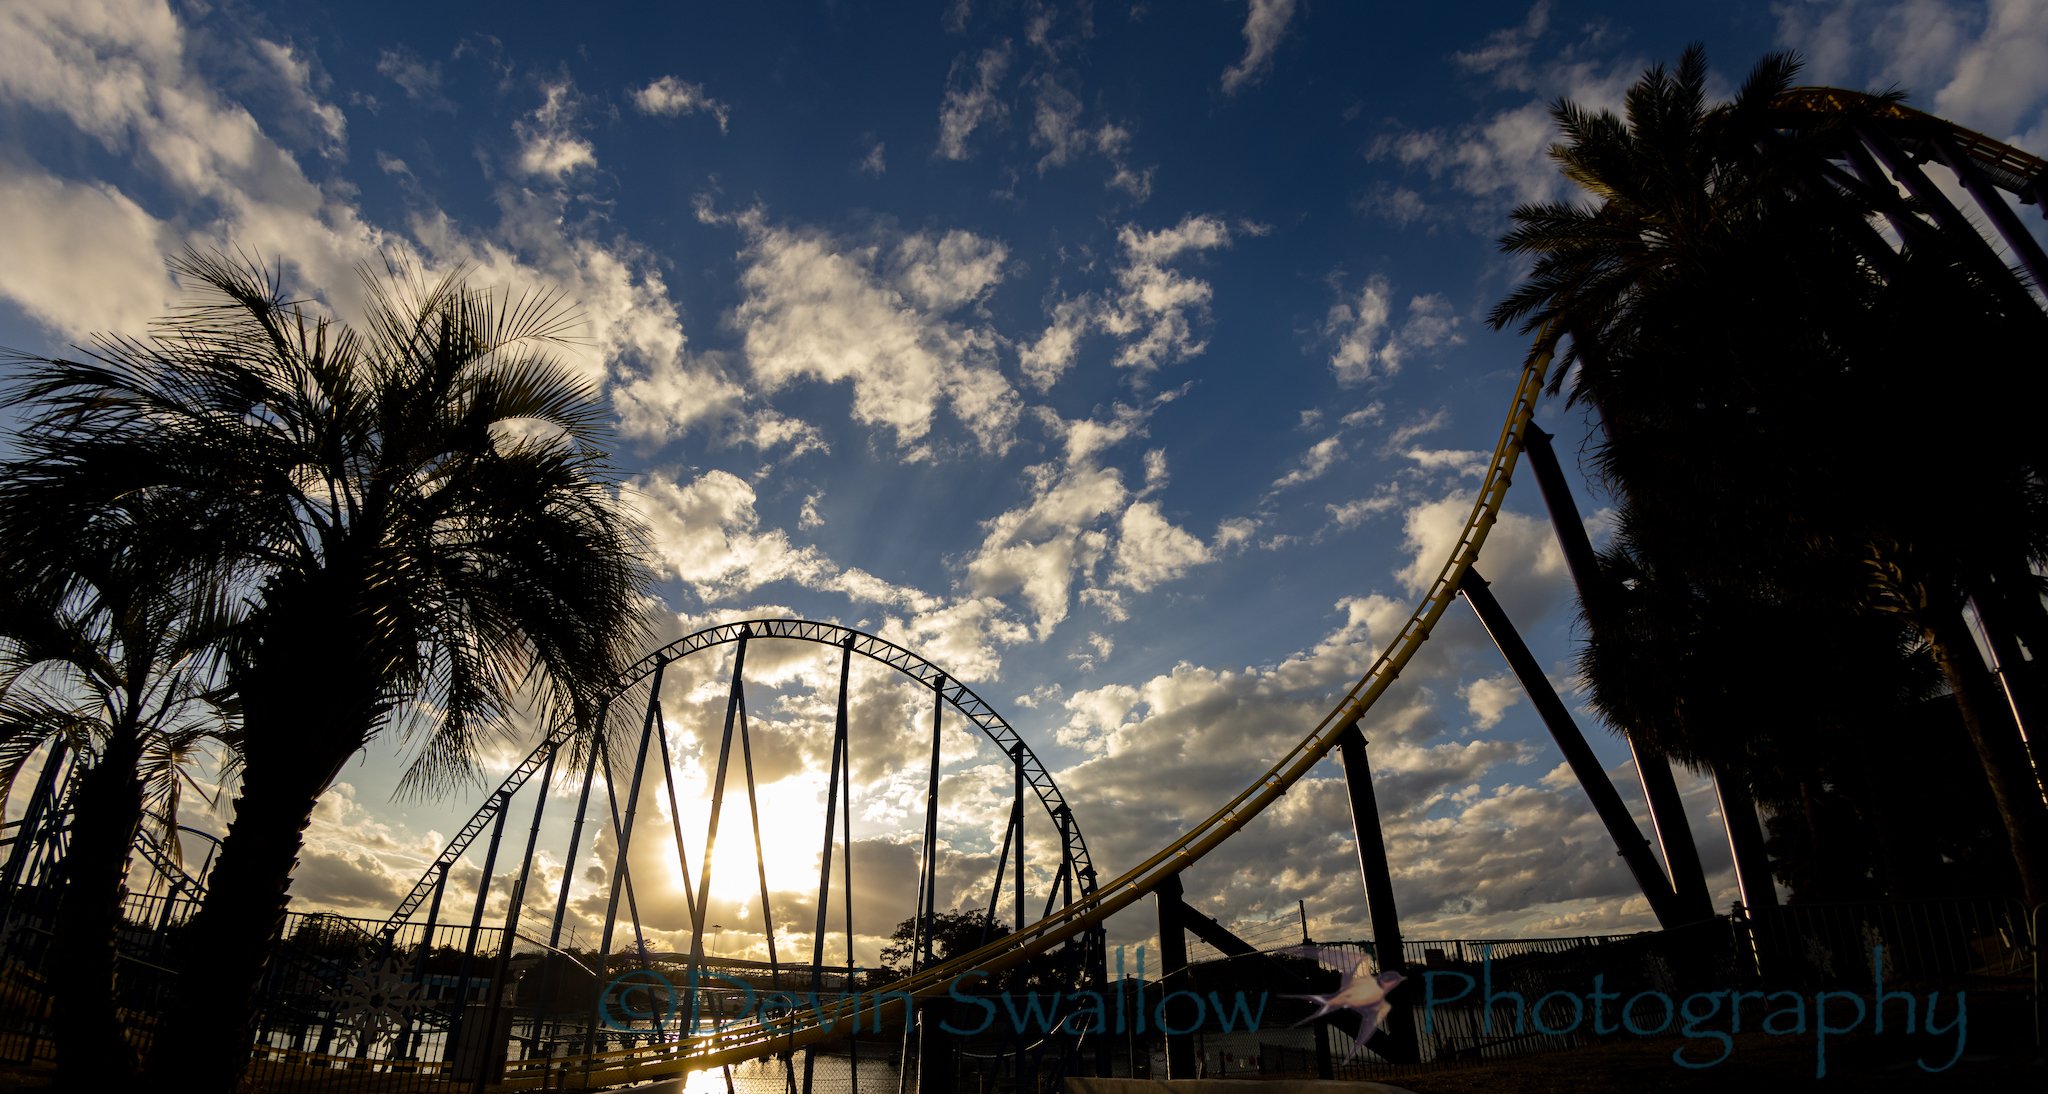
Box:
[1270,434,1345,491]
[936,42,1011,160]
[1385,407,1450,449]
[1403,447,1489,477]
[1026,76,1155,198]
[1221,0,1298,95]
[254,39,345,158]
[1110,501,1214,592]
[859,140,887,176]
[376,46,451,109]
[1018,295,1094,390]
[0,0,764,471]
[0,169,173,338]
[1397,493,1568,622]
[1370,9,1637,211]
[1018,216,1235,387]
[1069,631,1116,673]
[963,403,1217,637]
[967,456,1123,638]
[632,75,730,131]
[1326,484,1404,529]
[1342,404,1386,428]
[1461,673,1522,729]
[0,0,397,335]
[725,212,1021,456]
[516,81,595,178]
[876,596,1030,682]
[1214,517,1258,552]
[629,470,938,612]
[1103,215,1234,375]
[1325,276,1465,383]
[1141,448,1169,494]
[1326,275,1393,380]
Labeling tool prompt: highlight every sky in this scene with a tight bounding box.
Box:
[2,0,2045,970]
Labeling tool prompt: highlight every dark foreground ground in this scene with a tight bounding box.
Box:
[0,1040,2038,1094]
[1390,1030,2042,1093]
[0,993,2038,1093]
[1387,985,2043,1093]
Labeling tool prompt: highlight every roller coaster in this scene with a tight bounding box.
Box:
[2,86,2043,1091]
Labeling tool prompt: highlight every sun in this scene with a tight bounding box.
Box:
[658,766,833,913]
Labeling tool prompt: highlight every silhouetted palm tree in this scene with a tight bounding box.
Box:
[0,548,233,1090]
[1490,46,2048,905]
[0,249,651,1090]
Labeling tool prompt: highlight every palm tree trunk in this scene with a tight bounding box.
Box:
[50,730,146,1091]
[1924,608,2048,908]
[139,728,359,1093]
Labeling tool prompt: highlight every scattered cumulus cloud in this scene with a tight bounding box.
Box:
[1271,434,1345,492]
[1324,275,1465,383]
[1370,7,1638,211]
[254,39,346,157]
[376,46,453,110]
[630,469,938,612]
[515,81,595,178]
[1026,76,1155,199]
[936,42,1012,159]
[1110,501,1214,591]
[632,75,731,131]
[1021,215,1239,388]
[1221,0,1298,94]
[717,208,1021,458]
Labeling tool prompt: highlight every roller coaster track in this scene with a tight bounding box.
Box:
[1774,87,2047,202]
[382,619,1096,934]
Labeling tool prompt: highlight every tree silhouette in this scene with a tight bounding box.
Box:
[1,249,651,1090]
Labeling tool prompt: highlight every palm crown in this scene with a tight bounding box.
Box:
[1485,45,2048,907]
[4,250,649,794]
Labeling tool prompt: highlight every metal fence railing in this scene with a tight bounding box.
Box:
[0,892,2036,1090]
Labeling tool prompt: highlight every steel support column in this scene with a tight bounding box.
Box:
[450,791,511,1050]
[1712,768,1777,911]
[530,728,604,1044]
[656,697,701,930]
[913,677,945,969]
[1859,122,2043,319]
[1335,724,1419,1064]
[479,749,555,1075]
[582,661,666,1062]
[904,676,947,1094]
[688,636,750,997]
[392,861,448,1060]
[736,682,782,990]
[1459,567,1685,927]
[1153,873,1196,1079]
[841,642,860,1094]
[1523,426,1713,922]
[1971,591,2048,788]
[1926,130,2048,289]
[804,636,854,1094]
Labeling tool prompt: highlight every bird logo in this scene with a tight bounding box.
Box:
[1279,945,1405,1062]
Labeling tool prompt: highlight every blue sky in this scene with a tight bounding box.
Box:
[3,0,2044,965]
